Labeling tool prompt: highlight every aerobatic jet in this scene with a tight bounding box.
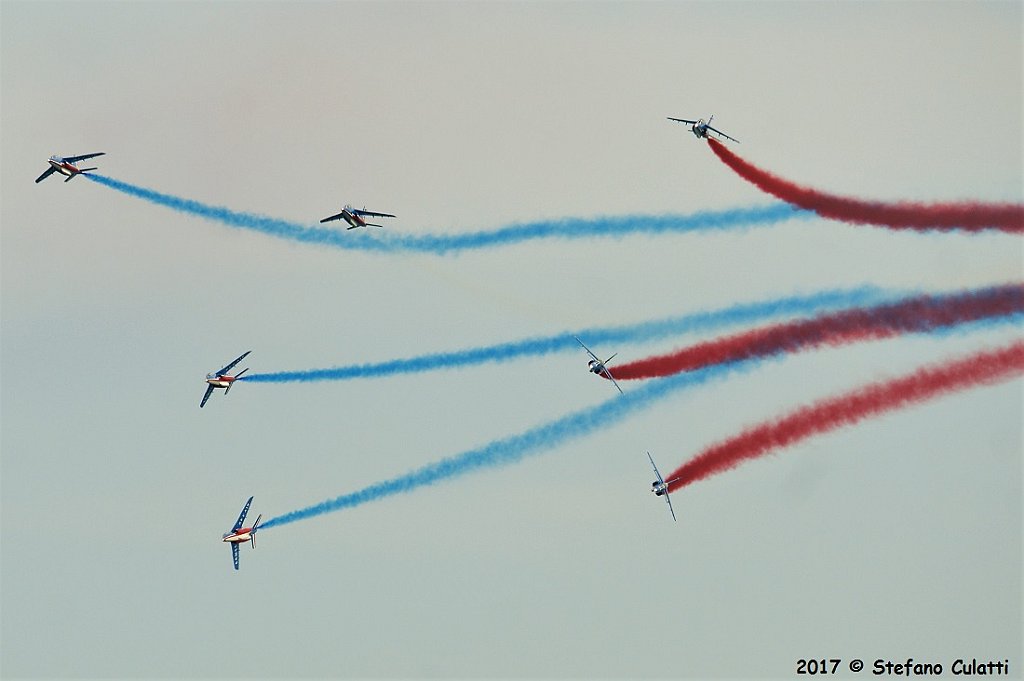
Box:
[200,350,251,408]
[319,205,396,229]
[647,451,680,522]
[222,496,261,571]
[35,152,106,183]
[574,336,623,394]
[667,115,739,143]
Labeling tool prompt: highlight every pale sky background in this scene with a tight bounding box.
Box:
[2,1,1022,679]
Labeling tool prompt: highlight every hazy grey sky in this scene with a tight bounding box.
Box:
[2,1,1021,678]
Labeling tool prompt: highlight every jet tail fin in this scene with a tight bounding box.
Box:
[64,168,98,182]
[224,369,247,395]
[251,514,262,548]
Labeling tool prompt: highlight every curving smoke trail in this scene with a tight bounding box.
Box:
[707,139,1024,234]
[242,286,899,383]
[86,174,807,254]
[258,358,758,530]
[613,284,1024,380]
[667,341,1024,491]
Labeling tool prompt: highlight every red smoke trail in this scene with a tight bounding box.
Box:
[667,341,1024,491]
[707,138,1024,234]
[612,285,1023,380]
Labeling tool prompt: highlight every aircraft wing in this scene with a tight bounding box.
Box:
[573,336,601,363]
[602,368,624,394]
[233,496,254,532]
[664,492,677,522]
[647,451,665,485]
[231,542,240,570]
[667,117,697,125]
[353,209,395,219]
[707,126,740,143]
[34,167,56,183]
[216,350,251,376]
[200,384,215,408]
[65,152,105,163]
[319,211,346,224]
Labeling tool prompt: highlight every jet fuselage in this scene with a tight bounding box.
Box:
[49,156,86,178]
[222,527,257,544]
[205,374,240,389]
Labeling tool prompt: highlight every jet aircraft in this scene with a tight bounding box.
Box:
[667,115,740,143]
[647,451,681,522]
[574,336,623,394]
[320,205,396,229]
[201,350,251,408]
[222,495,261,570]
[35,152,106,183]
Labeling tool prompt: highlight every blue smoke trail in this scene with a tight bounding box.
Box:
[243,286,902,383]
[85,174,809,254]
[257,310,1024,530]
[259,357,753,530]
